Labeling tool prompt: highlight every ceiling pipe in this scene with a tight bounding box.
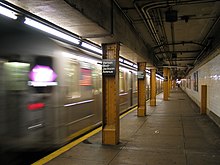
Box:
[133,2,167,65]
[134,0,218,78]
[155,50,201,55]
[165,58,196,61]
[134,1,181,65]
[153,41,206,50]
[171,21,176,66]
[156,9,170,62]
[113,0,155,64]
[133,0,218,66]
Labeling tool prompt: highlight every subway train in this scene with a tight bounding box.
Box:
[0,16,163,151]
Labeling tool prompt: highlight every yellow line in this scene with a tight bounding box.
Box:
[120,106,137,119]
[31,127,101,165]
[32,106,137,165]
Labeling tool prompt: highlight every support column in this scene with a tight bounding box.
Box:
[137,62,146,116]
[172,80,176,89]
[200,85,207,115]
[163,67,168,101]
[150,68,156,106]
[168,68,171,96]
[102,43,120,145]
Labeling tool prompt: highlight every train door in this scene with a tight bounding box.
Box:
[1,55,57,147]
[129,71,133,106]
[27,56,57,144]
[0,59,7,137]
[1,59,30,139]
[132,72,138,106]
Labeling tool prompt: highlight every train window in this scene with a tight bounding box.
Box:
[80,68,92,86]
[92,66,102,91]
[79,62,94,98]
[146,75,150,86]
[3,62,30,91]
[119,71,125,92]
[65,60,80,98]
[133,74,138,91]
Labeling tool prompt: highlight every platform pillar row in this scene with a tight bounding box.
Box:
[102,43,120,145]
[137,62,146,117]
[150,68,156,106]
[163,67,169,101]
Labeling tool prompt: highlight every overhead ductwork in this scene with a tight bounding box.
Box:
[165,10,178,22]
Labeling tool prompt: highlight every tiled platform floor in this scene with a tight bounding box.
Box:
[47,88,220,165]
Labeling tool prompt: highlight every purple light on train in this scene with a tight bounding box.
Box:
[29,65,57,82]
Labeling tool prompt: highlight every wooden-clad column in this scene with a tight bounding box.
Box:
[137,62,146,116]
[172,80,176,89]
[102,43,120,145]
[150,68,156,106]
[168,68,171,96]
[163,67,168,101]
[200,85,207,115]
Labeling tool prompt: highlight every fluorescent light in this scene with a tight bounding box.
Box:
[24,17,80,44]
[119,58,124,63]
[4,62,30,67]
[62,52,101,64]
[146,69,150,74]
[0,5,17,19]
[120,67,130,73]
[124,60,133,66]
[156,74,164,80]
[133,64,138,68]
[81,42,102,54]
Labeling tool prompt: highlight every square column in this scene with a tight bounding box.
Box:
[168,68,171,96]
[163,67,169,101]
[150,68,156,106]
[102,43,120,145]
[137,62,146,116]
[200,85,207,115]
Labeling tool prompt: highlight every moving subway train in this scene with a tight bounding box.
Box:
[0,16,163,150]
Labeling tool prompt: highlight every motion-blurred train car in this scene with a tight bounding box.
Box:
[0,16,138,150]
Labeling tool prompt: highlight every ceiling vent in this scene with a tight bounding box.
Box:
[172,53,177,59]
[165,10,178,22]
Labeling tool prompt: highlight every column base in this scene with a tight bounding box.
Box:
[150,99,156,106]
[137,106,146,117]
[102,125,119,145]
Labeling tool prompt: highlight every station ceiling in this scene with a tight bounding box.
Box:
[5,0,220,79]
[116,0,220,78]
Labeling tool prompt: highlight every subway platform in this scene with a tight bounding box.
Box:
[45,88,220,165]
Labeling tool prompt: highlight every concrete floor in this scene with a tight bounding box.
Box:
[47,88,220,165]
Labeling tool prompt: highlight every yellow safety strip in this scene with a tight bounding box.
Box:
[32,106,137,165]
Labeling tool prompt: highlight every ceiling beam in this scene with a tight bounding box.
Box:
[154,50,201,55]
[165,58,196,61]
[153,41,206,50]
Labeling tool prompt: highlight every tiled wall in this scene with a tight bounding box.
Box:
[183,51,220,118]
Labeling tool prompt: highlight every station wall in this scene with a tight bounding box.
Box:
[181,49,220,127]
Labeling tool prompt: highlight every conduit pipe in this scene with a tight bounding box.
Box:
[133,0,217,66]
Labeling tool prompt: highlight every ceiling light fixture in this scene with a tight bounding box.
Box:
[0,5,17,19]
[81,42,102,54]
[24,17,80,45]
